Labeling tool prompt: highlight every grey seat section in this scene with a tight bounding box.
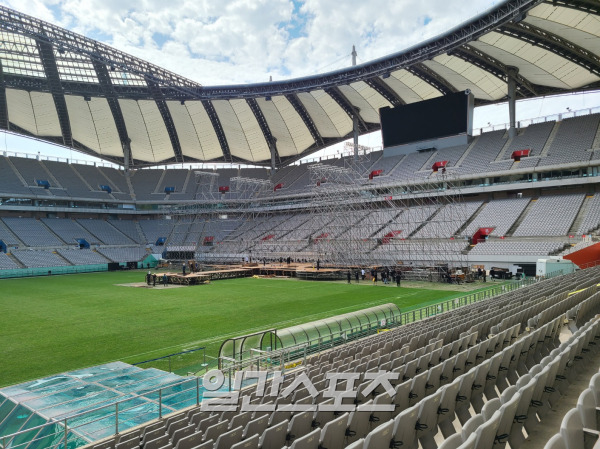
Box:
[318,412,349,449]
[196,415,219,434]
[173,431,204,449]
[258,420,289,449]
[362,420,393,449]
[229,412,252,431]
[143,434,169,449]
[288,428,321,449]
[346,400,374,443]
[544,434,567,449]
[242,415,270,439]
[345,439,364,449]
[203,420,229,443]
[214,425,243,449]
[191,440,214,449]
[312,398,337,429]
[437,433,464,449]
[115,439,138,449]
[577,388,600,431]
[416,390,443,449]
[171,425,195,446]
[391,405,419,449]
[287,411,314,444]
[438,378,462,438]
[230,433,259,449]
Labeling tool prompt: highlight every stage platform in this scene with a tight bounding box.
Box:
[165,267,254,285]
[162,263,347,285]
[295,267,345,280]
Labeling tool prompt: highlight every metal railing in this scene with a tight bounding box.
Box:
[132,346,208,375]
[473,104,600,136]
[0,147,120,169]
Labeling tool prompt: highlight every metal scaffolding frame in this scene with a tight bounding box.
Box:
[296,159,470,271]
[164,151,471,276]
[193,171,220,201]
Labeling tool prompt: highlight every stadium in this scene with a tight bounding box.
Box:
[1,0,600,448]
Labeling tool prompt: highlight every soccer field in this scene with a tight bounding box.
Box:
[0,270,483,387]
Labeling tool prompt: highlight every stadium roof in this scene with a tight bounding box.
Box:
[0,0,598,168]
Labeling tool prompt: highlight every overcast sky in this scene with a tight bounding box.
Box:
[0,0,599,165]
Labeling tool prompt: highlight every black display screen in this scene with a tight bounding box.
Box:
[380,91,470,148]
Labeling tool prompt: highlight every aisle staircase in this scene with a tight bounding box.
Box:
[569,195,594,235]
[506,198,535,236]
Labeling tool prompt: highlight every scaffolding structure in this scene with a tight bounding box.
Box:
[297,157,469,271]
[163,148,470,277]
[194,170,220,201]
[165,173,280,263]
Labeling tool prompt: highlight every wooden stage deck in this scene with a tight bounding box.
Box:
[165,268,254,285]
[164,263,345,285]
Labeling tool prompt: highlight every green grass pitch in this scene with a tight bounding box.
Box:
[0,270,475,387]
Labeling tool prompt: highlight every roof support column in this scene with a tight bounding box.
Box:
[0,60,8,130]
[122,140,131,172]
[351,45,359,160]
[507,66,518,139]
[270,140,277,171]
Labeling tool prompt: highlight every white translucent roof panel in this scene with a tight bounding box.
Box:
[268,96,314,157]
[389,69,442,103]
[66,96,97,149]
[525,6,600,56]
[296,92,340,138]
[213,100,269,162]
[349,81,393,117]
[424,55,507,101]
[186,101,223,160]
[168,100,221,161]
[31,92,62,137]
[337,84,380,124]
[87,98,123,157]
[6,89,61,137]
[529,4,600,38]
[6,89,37,135]
[119,99,174,163]
[138,100,174,162]
[230,99,270,161]
[310,90,353,137]
[257,97,302,158]
[66,96,121,157]
[212,100,249,160]
[475,31,600,89]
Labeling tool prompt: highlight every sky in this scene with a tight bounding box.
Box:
[0,0,599,166]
